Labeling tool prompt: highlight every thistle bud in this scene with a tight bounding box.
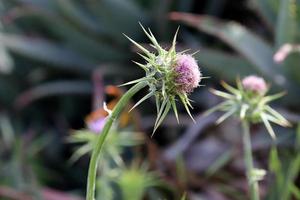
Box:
[123,24,205,133]
[242,75,267,95]
[207,77,289,139]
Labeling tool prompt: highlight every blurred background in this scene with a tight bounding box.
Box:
[0,0,299,199]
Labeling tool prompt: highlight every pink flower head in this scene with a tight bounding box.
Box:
[174,54,202,93]
[273,44,293,63]
[242,75,267,95]
[87,117,106,133]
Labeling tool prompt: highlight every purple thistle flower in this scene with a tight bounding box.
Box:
[87,117,107,133]
[242,75,267,95]
[174,54,202,93]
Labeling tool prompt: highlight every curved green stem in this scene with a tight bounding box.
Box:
[242,120,260,200]
[86,81,148,200]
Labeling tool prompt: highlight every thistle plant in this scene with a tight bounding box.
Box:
[117,163,161,200]
[206,75,290,200]
[69,125,144,200]
[86,24,203,200]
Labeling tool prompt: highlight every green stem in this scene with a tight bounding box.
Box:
[242,120,260,200]
[86,81,147,200]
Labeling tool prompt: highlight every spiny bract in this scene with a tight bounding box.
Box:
[206,76,290,139]
[123,24,203,135]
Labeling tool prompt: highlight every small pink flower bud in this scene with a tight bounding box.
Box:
[242,75,267,95]
[273,44,293,63]
[87,117,106,133]
[174,54,202,93]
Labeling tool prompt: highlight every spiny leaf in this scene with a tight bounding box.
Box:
[264,113,288,127]
[236,77,244,92]
[204,101,233,116]
[265,106,291,127]
[261,92,286,104]
[171,98,179,123]
[221,80,240,95]
[240,104,249,119]
[261,113,276,140]
[123,34,151,56]
[132,61,148,72]
[155,94,161,114]
[118,77,152,87]
[209,88,235,99]
[138,23,162,53]
[168,26,180,56]
[162,81,166,98]
[147,28,163,53]
[179,94,195,122]
[183,93,194,109]
[153,97,168,130]
[216,106,237,124]
[69,144,92,164]
[137,53,152,63]
[129,91,154,112]
[152,101,171,136]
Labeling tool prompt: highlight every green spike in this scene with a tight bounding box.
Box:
[264,113,287,127]
[162,81,166,98]
[138,23,162,53]
[260,113,276,140]
[137,53,157,67]
[209,88,235,99]
[216,106,237,124]
[201,76,211,79]
[137,53,151,62]
[155,94,161,114]
[132,61,148,72]
[178,49,190,55]
[129,91,154,112]
[179,94,195,122]
[171,98,179,123]
[220,80,240,95]
[169,26,180,54]
[204,101,233,116]
[261,92,286,104]
[153,97,168,130]
[184,93,194,109]
[264,106,291,127]
[240,104,249,119]
[236,77,244,92]
[191,50,200,56]
[139,22,153,40]
[147,28,163,53]
[69,144,91,164]
[119,77,151,87]
[152,101,171,136]
[123,34,151,56]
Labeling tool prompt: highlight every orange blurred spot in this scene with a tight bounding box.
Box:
[85,85,131,127]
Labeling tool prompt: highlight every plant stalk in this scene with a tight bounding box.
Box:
[242,120,260,200]
[86,81,147,200]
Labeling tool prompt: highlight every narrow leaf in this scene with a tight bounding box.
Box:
[261,113,276,139]
[129,91,154,112]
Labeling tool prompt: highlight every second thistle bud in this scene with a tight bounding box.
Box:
[207,75,290,139]
[242,75,267,95]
